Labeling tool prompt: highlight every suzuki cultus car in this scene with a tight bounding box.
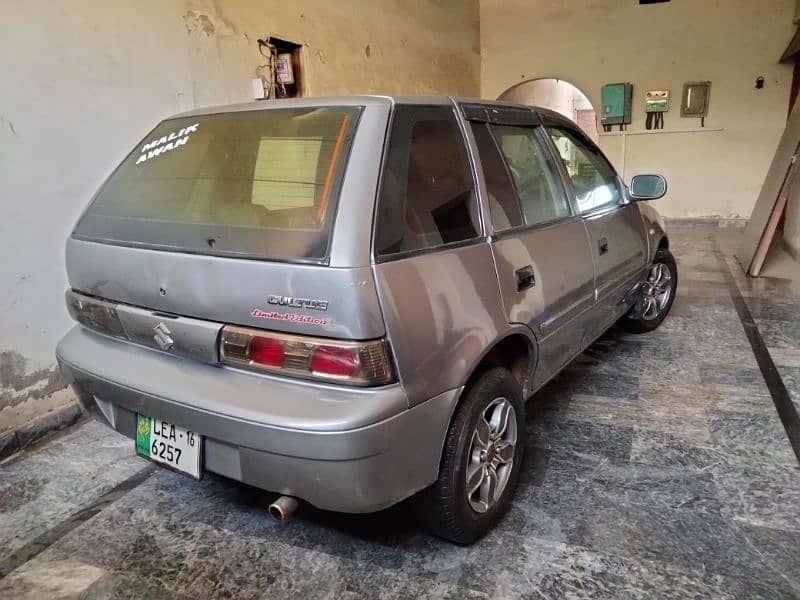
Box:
[57,96,676,543]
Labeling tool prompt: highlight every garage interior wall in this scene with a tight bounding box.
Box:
[0,0,480,433]
[480,0,796,221]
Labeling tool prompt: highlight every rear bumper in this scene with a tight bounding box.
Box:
[56,326,459,512]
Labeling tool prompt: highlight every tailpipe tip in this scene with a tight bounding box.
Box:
[268,495,300,521]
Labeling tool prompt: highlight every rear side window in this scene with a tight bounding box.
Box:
[374,105,478,257]
[74,107,361,261]
[490,125,572,226]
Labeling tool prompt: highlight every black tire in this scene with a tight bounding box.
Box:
[621,247,678,334]
[416,366,525,544]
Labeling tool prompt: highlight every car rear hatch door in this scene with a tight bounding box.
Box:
[66,100,391,359]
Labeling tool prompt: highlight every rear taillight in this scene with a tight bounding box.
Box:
[220,325,395,386]
[65,290,125,338]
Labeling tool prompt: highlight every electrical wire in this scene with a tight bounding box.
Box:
[255,38,288,99]
[255,39,272,98]
[646,111,665,130]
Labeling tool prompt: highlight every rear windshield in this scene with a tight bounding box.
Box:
[74,107,361,261]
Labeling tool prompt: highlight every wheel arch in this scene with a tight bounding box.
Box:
[460,326,538,402]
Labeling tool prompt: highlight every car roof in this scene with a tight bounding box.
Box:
[170,95,576,127]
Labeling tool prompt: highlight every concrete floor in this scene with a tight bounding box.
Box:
[1,226,799,599]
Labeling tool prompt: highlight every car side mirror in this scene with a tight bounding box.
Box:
[629,174,667,201]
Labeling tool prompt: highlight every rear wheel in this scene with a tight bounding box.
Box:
[416,367,525,544]
[622,247,677,333]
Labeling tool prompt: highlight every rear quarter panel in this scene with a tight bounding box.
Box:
[373,243,513,406]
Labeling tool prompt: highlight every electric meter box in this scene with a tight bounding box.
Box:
[601,82,633,125]
[681,81,711,118]
[645,90,669,113]
[276,53,295,85]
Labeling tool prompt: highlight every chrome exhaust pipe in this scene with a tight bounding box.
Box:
[268,495,300,521]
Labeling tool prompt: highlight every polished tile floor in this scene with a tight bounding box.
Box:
[1,226,799,599]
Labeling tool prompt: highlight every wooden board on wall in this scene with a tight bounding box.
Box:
[737,100,800,274]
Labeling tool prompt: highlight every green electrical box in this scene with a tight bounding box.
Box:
[601,82,633,125]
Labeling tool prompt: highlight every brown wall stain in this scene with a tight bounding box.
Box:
[0,350,67,413]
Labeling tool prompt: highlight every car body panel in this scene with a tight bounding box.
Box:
[58,326,410,433]
[66,237,385,340]
[58,328,458,513]
[489,218,595,388]
[373,242,510,406]
[583,203,648,300]
[581,203,649,341]
[638,200,668,260]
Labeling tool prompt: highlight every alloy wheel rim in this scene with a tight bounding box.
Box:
[466,397,517,513]
[640,261,673,321]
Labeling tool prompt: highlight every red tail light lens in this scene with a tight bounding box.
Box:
[248,336,285,368]
[220,325,395,386]
[310,346,357,378]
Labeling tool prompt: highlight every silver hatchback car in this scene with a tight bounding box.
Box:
[57,96,676,543]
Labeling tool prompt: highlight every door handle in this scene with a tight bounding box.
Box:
[515,265,536,291]
[598,237,609,255]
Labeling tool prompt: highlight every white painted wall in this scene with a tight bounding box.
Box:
[481,0,796,220]
[0,0,479,429]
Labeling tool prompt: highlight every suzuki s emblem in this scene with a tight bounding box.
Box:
[153,322,174,351]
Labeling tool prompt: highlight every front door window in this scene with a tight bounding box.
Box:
[547,127,621,213]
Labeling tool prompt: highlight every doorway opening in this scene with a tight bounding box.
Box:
[498,79,598,142]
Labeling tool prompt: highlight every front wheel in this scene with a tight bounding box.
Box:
[621,247,678,334]
[415,367,525,544]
